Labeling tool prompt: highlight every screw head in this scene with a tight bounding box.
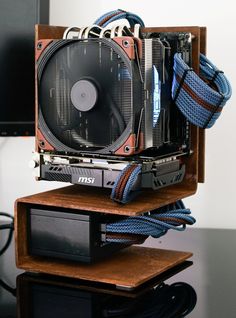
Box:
[122,40,130,48]
[39,140,45,148]
[124,145,130,153]
[37,42,42,50]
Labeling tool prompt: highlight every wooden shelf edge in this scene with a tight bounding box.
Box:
[15,247,193,290]
[15,184,197,216]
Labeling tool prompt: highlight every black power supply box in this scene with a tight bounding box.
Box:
[28,206,125,263]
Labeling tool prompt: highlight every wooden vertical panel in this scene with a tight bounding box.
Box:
[14,202,28,266]
[35,24,66,41]
[17,277,31,318]
[198,27,207,183]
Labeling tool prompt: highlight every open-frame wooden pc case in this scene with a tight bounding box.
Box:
[15,24,206,290]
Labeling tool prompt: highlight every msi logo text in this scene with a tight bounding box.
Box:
[78,176,95,184]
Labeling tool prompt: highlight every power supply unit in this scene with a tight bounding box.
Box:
[28,205,125,263]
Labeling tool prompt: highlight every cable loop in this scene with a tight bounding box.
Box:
[94,9,145,28]
[172,53,232,128]
[105,200,195,243]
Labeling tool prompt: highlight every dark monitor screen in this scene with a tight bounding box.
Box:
[0,0,49,136]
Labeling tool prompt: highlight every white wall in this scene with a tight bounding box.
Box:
[0,0,235,228]
[0,138,64,213]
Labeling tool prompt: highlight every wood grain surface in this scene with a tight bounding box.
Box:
[17,261,192,300]
[15,184,196,216]
[16,246,192,290]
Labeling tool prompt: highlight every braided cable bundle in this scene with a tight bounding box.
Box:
[172,53,232,128]
[94,9,145,28]
[105,200,195,244]
[111,164,142,204]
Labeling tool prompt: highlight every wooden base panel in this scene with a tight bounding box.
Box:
[17,260,192,299]
[16,246,192,290]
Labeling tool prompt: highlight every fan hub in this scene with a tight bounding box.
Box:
[70,79,98,112]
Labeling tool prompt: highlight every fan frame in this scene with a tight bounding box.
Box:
[36,37,144,156]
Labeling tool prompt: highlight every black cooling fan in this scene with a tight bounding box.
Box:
[37,38,142,155]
